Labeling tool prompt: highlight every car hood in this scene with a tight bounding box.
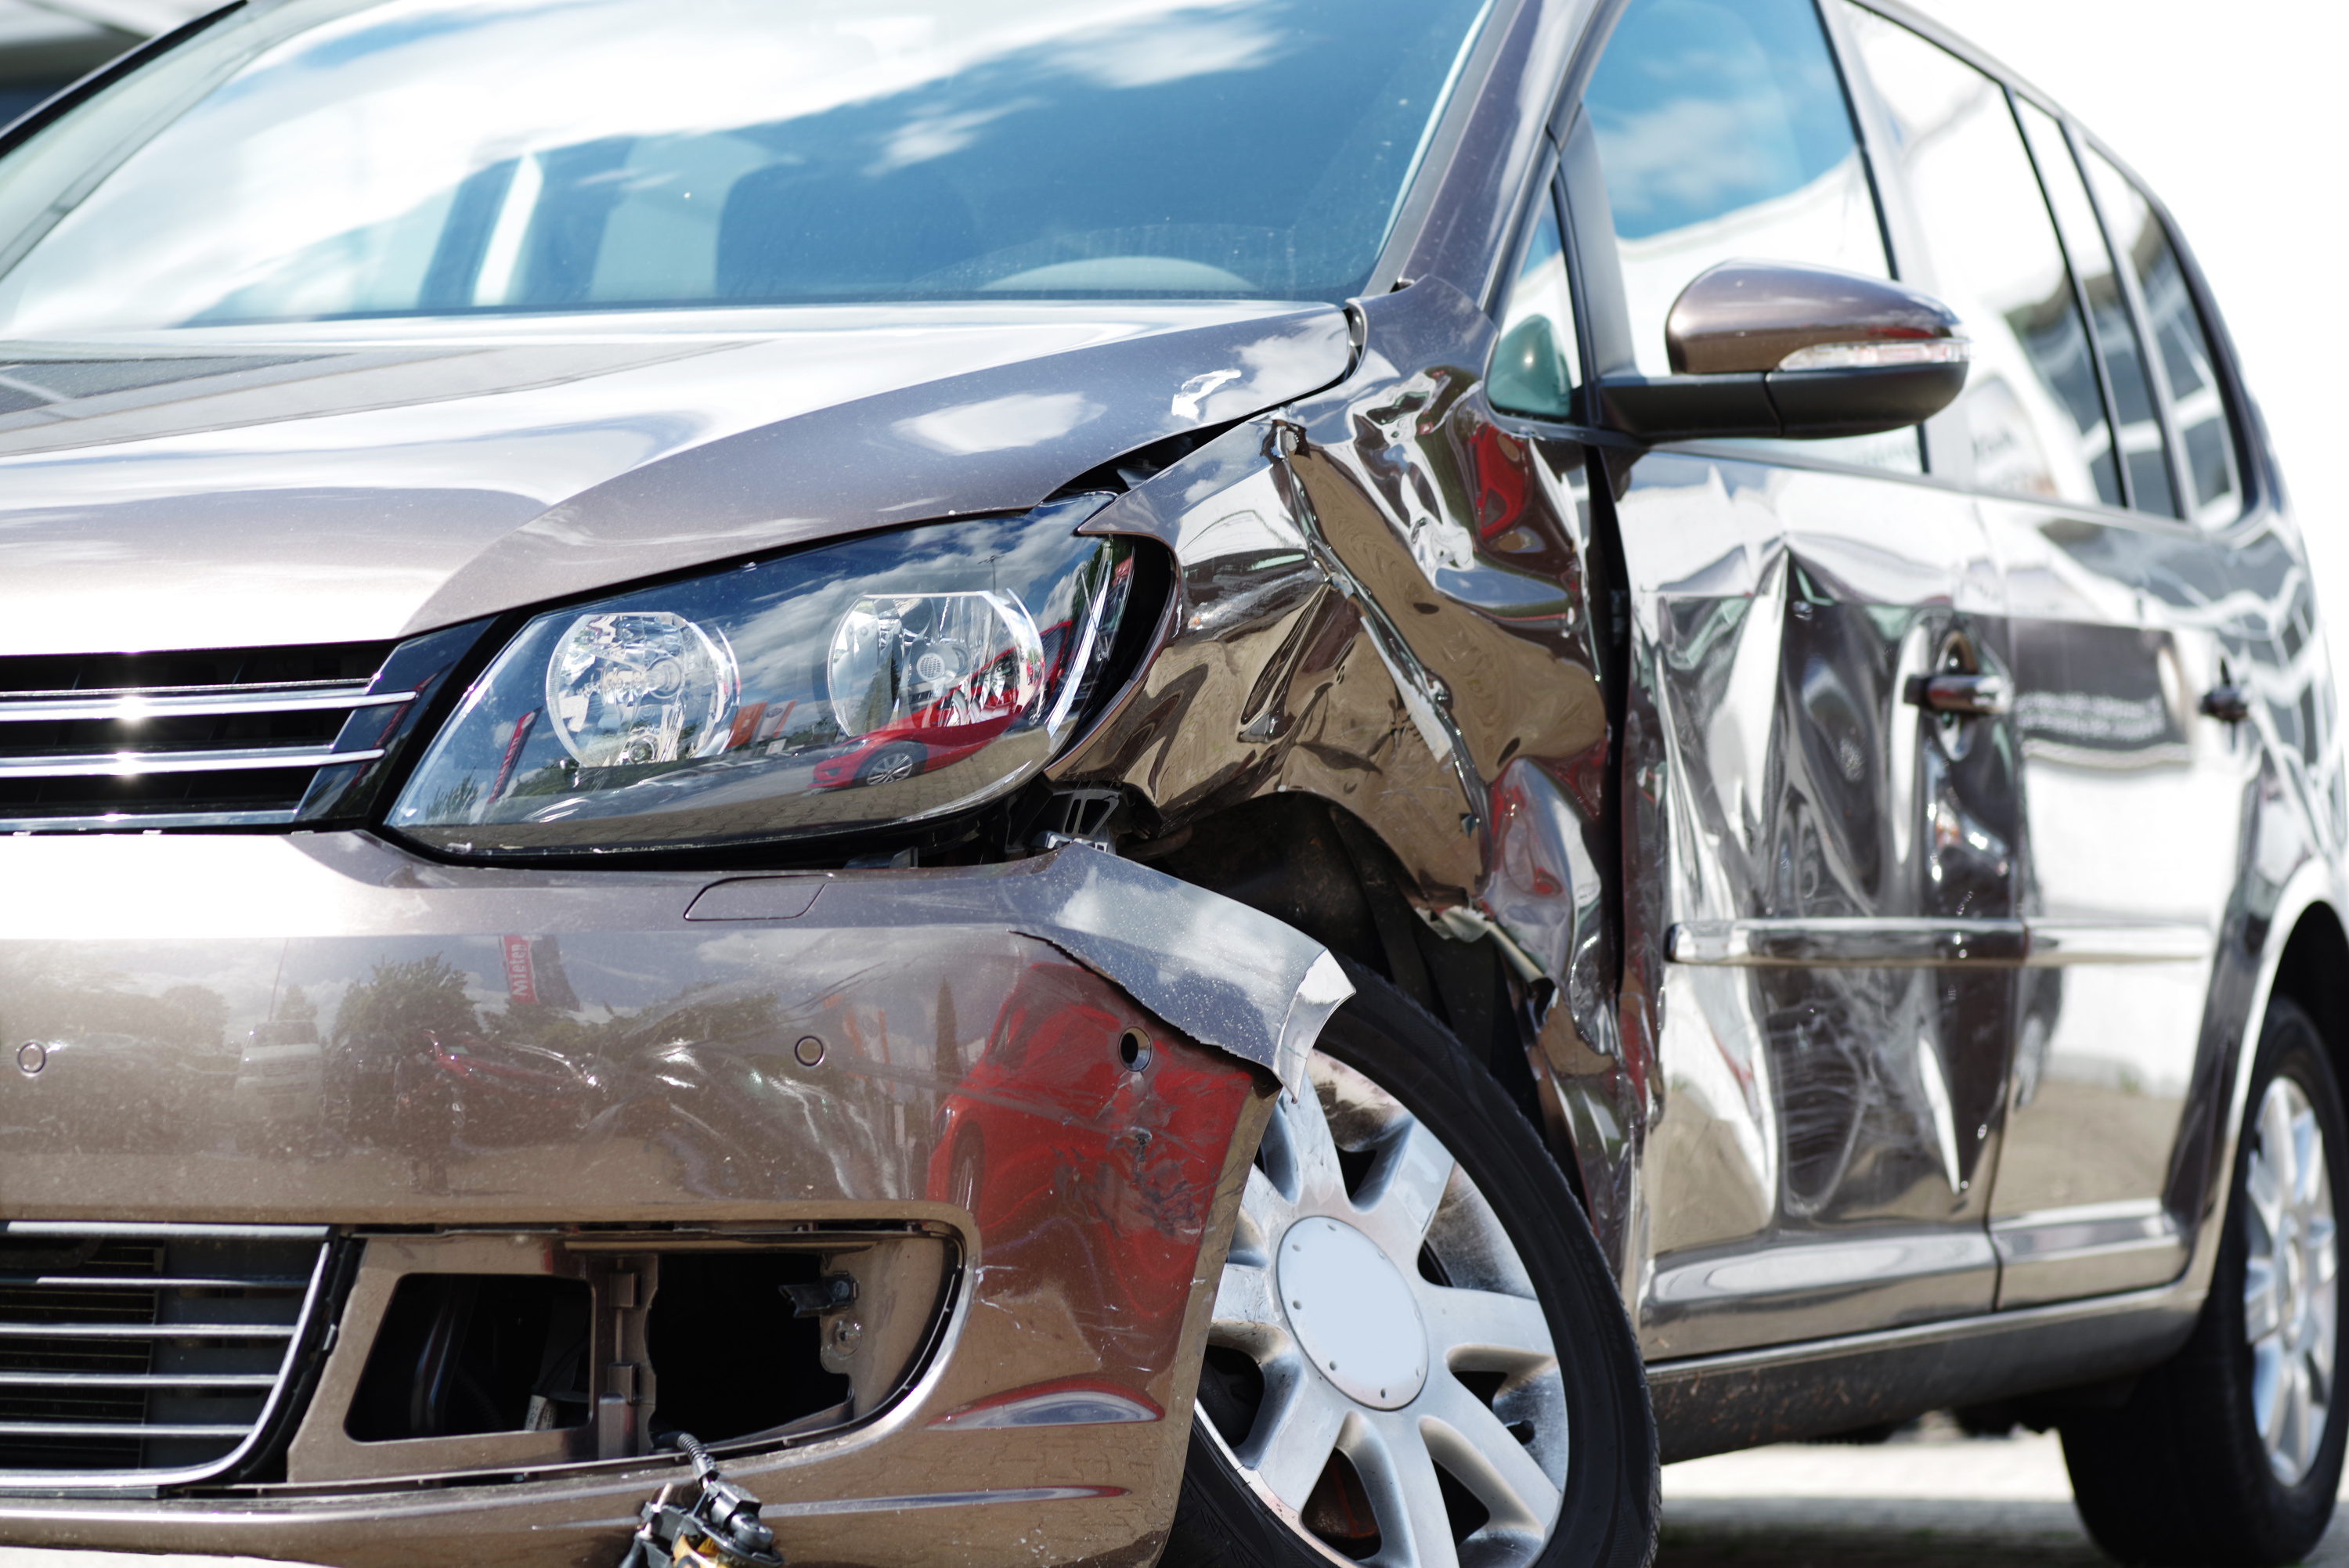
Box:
[0,301,1353,655]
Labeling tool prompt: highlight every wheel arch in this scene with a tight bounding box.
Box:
[2182,852,2349,1304]
[2271,899,2349,1116]
[1135,791,1591,1210]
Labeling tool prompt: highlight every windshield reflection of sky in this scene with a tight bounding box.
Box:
[0,0,1489,332]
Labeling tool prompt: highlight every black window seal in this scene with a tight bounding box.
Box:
[0,2,245,166]
[2073,124,2261,531]
[2066,119,2199,523]
[2004,84,2138,513]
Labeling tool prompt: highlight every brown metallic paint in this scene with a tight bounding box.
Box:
[1663,261,1966,377]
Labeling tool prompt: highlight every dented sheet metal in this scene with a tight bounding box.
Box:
[0,829,1333,1564]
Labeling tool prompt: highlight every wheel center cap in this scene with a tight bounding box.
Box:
[1278,1216,1429,1410]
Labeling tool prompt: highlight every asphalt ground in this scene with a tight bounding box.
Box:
[9,1416,2349,1568]
[1658,1413,2349,1568]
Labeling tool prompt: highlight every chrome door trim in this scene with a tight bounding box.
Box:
[2020,922,2213,965]
[1665,918,2023,966]
[1665,917,2210,967]
[1649,1228,1997,1308]
[1990,1199,2188,1308]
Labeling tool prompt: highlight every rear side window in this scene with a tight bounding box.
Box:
[2081,148,2243,527]
[1582,0,1887,376]
[2014,102,2179,518]
[1842,6,2117,508]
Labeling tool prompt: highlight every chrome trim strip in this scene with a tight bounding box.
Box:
[0,678,366,701]
[0,687,407,723]
[1643,1278,2186,1382]
[2,1221,331,1239]
[0,1274,308,1290]
[2023,921,2212,964]
[0,808,301,831]
[1665,917,2026,966]
[1651,1229,1994,1306]
[0,1421,251,1440]
[0,744,383,778]
[0,1321,294,1340]
[0,1372,279,1390]
[1665,918,2212,967]
[1989,1198,2171,1253]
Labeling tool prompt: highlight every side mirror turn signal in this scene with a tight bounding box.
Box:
[1598,260,1968,442]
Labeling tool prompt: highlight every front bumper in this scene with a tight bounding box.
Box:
[0,834,1346,1566]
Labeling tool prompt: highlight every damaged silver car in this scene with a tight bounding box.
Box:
[0,0,2339,1565]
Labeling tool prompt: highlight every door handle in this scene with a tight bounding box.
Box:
[1904,672,2009,717]
[2199,684,2252,723]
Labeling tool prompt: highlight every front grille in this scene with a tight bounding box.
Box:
[0,1223,330,1486]
[0,625,487,833]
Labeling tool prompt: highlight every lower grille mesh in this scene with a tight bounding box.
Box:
[0,1224,330,1484]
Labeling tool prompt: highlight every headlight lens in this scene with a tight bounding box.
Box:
[389,500,1134,856]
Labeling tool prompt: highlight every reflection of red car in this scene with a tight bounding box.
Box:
[814,603,1097,789]
[810,704,1012,789]
[393,1030,605,1148]
[926,961,1254,1375]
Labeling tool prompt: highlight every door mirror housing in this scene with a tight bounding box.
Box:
[1597,261,1968,442]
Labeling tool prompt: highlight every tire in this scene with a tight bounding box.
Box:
[857,741,923,786]
[2062,994,2347,1565]
[1164,960,1658,1568]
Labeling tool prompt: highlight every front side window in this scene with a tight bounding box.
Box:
[2081,148,2242,527]
[1581,0,1907,468]
[2014,101,2179,518]
[0,0,1493,333]
[1842,5,2118,508]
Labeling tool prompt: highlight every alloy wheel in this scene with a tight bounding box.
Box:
[1200,1052,1568,1567]
[2243,1072,2340,1484]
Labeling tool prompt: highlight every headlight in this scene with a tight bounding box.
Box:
[388,499,1135,856]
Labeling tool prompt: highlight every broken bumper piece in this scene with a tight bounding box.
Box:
[0,833,1350,1568]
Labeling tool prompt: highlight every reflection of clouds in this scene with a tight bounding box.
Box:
[1596,96,1797,231]
[897,391,1102,455]
[1053,13,1284,88]
[871,101,1035,173]
[0,0,1282,335]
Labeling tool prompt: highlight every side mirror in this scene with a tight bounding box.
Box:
[1597,261,1968,442]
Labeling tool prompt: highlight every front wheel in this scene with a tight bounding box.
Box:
[2062,994,2347,1565]
[1164,961,1657,1568]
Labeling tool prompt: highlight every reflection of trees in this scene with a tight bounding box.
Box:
[0,949,230,1054]
[331,956,478,1048]
[0,950,234,1146]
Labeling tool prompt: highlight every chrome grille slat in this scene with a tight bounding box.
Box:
[0,1321,295,1340]
[0,1275,309,1290]
[0,688,411,723]
[0,638,406,832]
[0,806,298,831]
[0,1421,253,1439]
[0,1224,332,1487]
[0,744,384,779]
[0,1372,280,1389]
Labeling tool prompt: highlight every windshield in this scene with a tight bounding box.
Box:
[0,0,1492,333]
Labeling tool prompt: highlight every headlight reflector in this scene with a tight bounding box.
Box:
[389,500,1133,856]
[547,611,739,769]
